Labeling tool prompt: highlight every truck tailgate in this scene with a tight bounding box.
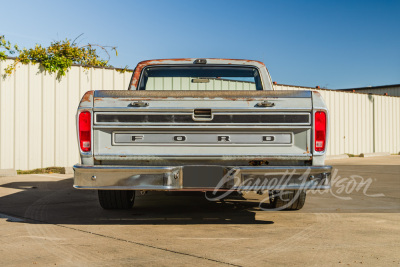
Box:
[91,90,312,161]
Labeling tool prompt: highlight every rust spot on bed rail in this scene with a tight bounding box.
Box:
[222,97,259,101]
[81,91,94,103]
[94,90,311,98]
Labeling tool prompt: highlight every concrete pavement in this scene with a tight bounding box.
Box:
[0,156,399,266]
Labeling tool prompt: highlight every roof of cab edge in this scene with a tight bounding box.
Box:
[129,58,267,90]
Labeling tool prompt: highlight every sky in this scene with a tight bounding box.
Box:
[0,0,399,89]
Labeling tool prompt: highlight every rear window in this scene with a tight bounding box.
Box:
[137,66,263,90]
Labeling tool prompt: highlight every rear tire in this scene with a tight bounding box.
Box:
[269,190,306,210]
[98,190,135,210]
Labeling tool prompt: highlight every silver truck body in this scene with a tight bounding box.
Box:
[73,59,331,194]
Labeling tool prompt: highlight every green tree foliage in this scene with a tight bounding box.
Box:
[0,35,128,77]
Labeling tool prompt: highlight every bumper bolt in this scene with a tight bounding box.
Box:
[91,175,96,181]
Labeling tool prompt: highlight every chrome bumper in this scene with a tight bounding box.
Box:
[73,164,331,191]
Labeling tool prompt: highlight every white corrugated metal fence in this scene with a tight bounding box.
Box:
[0,59,399,170]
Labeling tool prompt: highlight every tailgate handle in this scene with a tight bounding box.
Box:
[193,109,213,121]
[255,100,275,107]
[129,101,149,107]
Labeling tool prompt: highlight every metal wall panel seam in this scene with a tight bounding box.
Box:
[388,97,390,153]
[25,64,30,168]
[393,99,396,153]
[390,97,394,153]
[41,70,44,168]
[358,94,362,154]
[53,73,57,166]
[345,92,349,153]
[0,61,2,169]
[123,72,125,90]
[67,69,70,167]
[379,96,383,152]
[113,69,115,90]
[13,61,16,169]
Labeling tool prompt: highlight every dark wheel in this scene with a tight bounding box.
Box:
[269,190,306,210]
[98,190,135,210]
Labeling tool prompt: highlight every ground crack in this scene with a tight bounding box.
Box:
[0,211,242,267]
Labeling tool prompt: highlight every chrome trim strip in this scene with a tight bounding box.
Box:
[93,125,312,130]
[94,112,311,126]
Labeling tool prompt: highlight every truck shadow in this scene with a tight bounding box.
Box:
[0,178,274,225]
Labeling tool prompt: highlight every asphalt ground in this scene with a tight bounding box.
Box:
[0,156,399,266]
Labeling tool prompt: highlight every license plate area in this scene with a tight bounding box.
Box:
[183,166,224,188]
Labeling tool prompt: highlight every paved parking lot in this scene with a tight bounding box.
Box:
[0,156,399,266]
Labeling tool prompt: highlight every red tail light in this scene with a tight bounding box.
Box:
[314,111,326,152]
[79,111,91,152]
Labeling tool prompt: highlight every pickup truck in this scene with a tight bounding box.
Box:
[73,58,331,211]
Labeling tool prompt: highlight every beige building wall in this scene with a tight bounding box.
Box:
[339,85,400,97]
